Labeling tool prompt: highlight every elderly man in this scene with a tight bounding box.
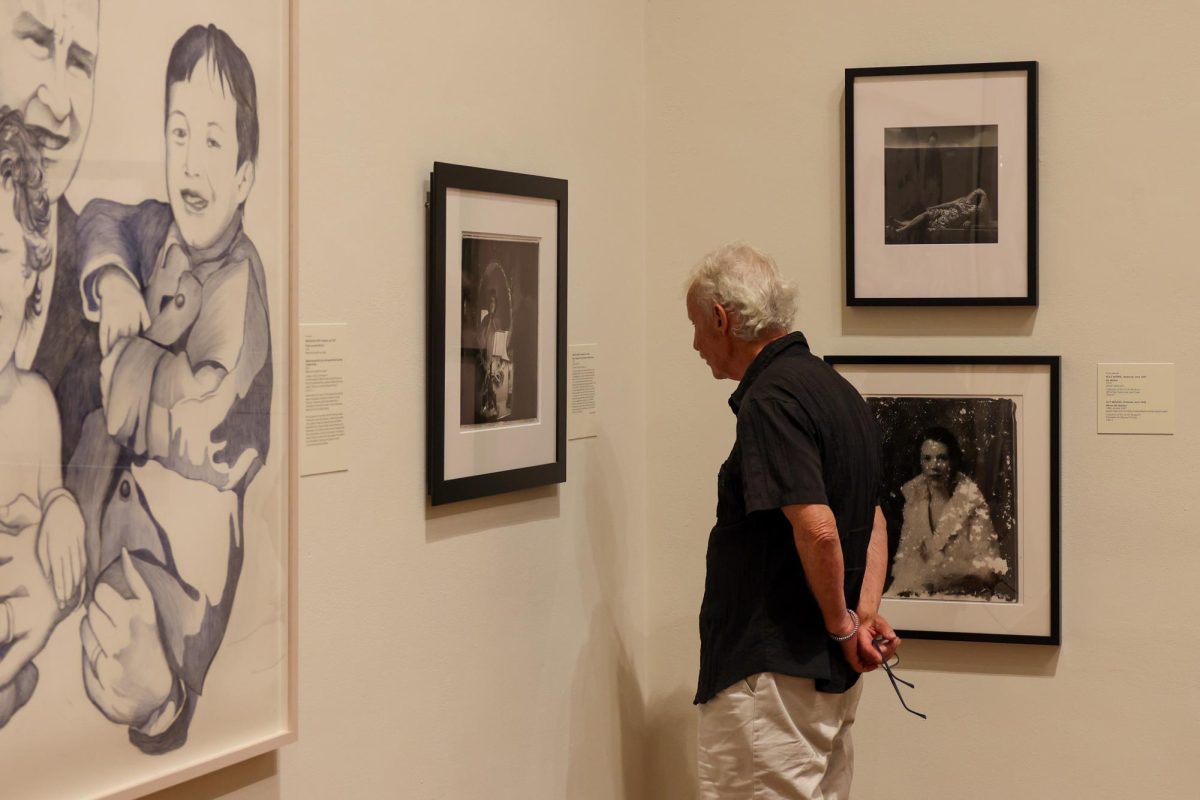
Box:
[0,0,102,726]
[1,0,104,461]
[686,242,900,799]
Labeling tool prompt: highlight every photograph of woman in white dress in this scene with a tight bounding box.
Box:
[886,426,1014,600]
[871,398,1018,602]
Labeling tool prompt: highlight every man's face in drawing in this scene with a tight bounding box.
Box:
[0,0,99,203]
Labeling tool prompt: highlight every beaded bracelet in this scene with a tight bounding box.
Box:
[829,609,859,642]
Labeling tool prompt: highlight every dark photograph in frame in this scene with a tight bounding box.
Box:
[885,125,999,245]
[845,61,1038,306]
[871,396,1018,603]
[826,355,1060,645]
[459,237,539,426]
[428,162,567,506]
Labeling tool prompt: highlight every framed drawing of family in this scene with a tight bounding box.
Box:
[0,2,296,798]
[845,62,1038,306]
[827,356,1060,645]
[427,162,567,506]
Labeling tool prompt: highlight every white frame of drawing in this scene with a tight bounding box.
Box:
[73,4,299,797]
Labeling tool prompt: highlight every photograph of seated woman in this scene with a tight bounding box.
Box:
[887,426,1015,601]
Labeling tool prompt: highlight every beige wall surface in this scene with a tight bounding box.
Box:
[150,0,648,798]
[646,1,1200,799]
[146,1,1200,798]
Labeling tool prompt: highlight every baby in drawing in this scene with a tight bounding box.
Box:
[72,24,271,752]
[0,107,85,726]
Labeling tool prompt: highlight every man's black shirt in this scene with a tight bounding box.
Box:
[695,332,881,704]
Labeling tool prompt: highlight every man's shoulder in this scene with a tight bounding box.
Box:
[78,198,173,244]
[227,229,264,270]
[220,229,268,300]
[748,349,840,405]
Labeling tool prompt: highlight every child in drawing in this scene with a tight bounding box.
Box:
[0,107,85,726]
[72,24,271,752]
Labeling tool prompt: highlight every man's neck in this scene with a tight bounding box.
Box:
[727,330,787,381]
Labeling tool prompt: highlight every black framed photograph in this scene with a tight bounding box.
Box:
[845,62,1038,306]
[826,356,1060,644]
[428,162,567,505]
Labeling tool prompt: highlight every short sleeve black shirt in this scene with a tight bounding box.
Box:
[695,332,881,704]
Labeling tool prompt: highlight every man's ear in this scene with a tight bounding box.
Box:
[234,160,256,206]
[712,303,729,334]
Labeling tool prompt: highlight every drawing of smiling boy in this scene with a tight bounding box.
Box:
[71,24,271,752]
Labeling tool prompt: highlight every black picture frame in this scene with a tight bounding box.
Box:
[427,162,567,505]
[845,61,1038,306]
[826,355,1060,645]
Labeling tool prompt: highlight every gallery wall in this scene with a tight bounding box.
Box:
[151,0,648,797]
[147,1,1200,798]
[644,1,1200,798]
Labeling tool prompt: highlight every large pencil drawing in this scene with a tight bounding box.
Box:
[0,2,281,773]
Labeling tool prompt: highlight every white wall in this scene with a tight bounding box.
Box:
[147,1,1200,798]
[645,2,1200,798]
[149,0,648,798]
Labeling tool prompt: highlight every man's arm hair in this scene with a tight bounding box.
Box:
[783,503,852,636]
[857,506,888,622]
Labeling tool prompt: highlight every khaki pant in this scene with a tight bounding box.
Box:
[697,673,863,800]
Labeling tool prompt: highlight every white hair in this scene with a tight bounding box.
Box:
[686,242,797,341]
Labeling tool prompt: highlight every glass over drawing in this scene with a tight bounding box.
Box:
[0,2,291,796]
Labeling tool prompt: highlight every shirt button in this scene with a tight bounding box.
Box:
[175,293,186,308]
[119,479,131,499]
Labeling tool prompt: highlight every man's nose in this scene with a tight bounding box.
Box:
[35,83,71,123]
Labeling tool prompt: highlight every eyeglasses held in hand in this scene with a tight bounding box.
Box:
[873,637,926,719]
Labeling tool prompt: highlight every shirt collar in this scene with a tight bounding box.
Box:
[162,209,245,278]
[728,331,810,413]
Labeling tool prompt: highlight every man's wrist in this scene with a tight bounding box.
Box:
[828,609,859,642]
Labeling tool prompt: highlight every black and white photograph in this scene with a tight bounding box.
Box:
[845,62,1037,305]
[827,356,1060,645]
[428,162,567,506]
[871,396,1017,603]
[460,237,539,426]
[885,125,998,245]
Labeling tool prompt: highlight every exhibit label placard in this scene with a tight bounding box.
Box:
[1097,363,1174,435]
[302,323,350,474]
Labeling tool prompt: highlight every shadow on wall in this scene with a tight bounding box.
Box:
[424,483,561,542]
[644,686,698,800]
[566,435,648,799]
[839,305,1038,338]
[566,610,647,800]
[143,752,278,800]
[896,639,1060,677]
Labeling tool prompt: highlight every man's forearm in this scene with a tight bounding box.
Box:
[857,506,888,621]
[784,504,852,634]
